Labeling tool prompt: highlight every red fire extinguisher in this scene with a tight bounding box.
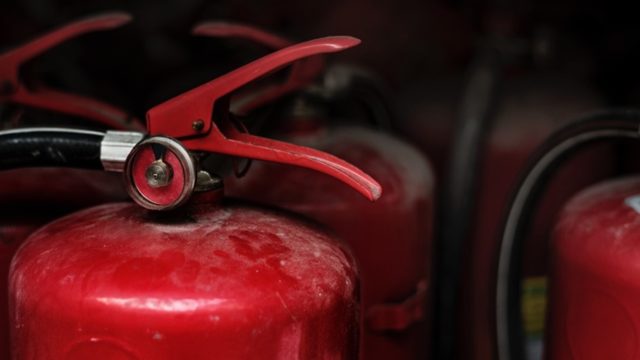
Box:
[430,23,616,359]
[192,22,435,360]
[494,110,640,360]
[4,32,381,359]
[0,13,146,357]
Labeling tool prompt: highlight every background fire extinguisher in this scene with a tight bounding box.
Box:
[189,22,434,359]
[226,96,435,360]
[495,110,640,360]
[0,13,145,357]
[427,9,618,359]
[4,31,383,358]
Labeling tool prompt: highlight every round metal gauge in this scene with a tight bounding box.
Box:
[124,136,196,210]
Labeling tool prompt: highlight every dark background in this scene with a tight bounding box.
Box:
[3,0,639,120]
[2,1,639,359]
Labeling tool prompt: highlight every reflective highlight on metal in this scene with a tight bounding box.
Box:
[100,131,145,172]
[124,136,196,211]
[145,160,173,188]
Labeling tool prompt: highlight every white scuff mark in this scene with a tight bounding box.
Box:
[624,195,640,214]
[95,297,227,313]
[152,331,164,341]
[276,291,297,322]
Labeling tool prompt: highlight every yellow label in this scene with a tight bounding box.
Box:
[521,276,547,337]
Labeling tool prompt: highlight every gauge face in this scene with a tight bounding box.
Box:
[125,136,195,210]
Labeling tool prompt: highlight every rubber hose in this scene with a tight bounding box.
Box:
[435,47,501,360]
[0,128,104,170]
[495,109,640,360]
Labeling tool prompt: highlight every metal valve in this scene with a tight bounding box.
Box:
[124,136,197,211]
[0,14,381,212]
[95,30,382,210]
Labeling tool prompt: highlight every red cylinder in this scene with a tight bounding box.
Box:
[0,168,127,358]
[9,200,359,359]
[548,176,640,359]
[227,124,434,359]
[453,75,614,360]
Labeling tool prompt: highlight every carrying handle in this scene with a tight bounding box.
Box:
[0,12,141,130]
[147,36,358,137]
[193,21,327,114]
[184,114,381,200]
[193,21,292,49]
[146,36,381,200]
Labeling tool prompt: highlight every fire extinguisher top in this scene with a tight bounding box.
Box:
[143,35,381,202]
[11,202,358,326]
[555,176,640,283]
[192,21,326,115]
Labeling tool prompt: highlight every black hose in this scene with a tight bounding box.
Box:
[495,109,640,360]
[0,128,104,170]
[434,47,501,360]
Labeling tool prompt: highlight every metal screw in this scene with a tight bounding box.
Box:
[192,119,205,132]
[145,160,173,188]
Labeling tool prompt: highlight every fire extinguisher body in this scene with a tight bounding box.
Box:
[457,77,614,360]
[9,201,359,359]
[0,168,127,359]
[0,12,136,356]
[227,126,434,359]
[548,176,640,359]
[3,30,378,359]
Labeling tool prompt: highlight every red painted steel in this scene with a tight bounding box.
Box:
[0,169,128,360]
[0,13,140,358]
[193,22,292,51]
[196,27,431,359]
[3,21,382,359]
[9,201,360,359]
[192,22,325,114]
[548,176,640,359]
[455,77,614,360]
[146,36,357,138]
[0,12,141,130]
[146,36,381,201]
[227,123,435,360]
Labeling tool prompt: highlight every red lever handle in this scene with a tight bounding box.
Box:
[192,22,292,49]
[0,12,131,70]
[192,21,326,114]
[0,12,141,130]
[184,117,381,201]
[147,36,380,200]
[147,36,359,137]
